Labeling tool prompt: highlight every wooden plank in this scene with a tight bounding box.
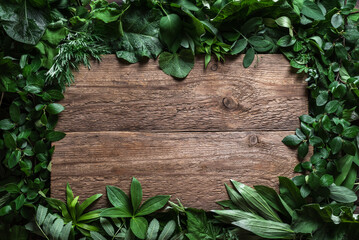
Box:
[51,131,303,210]
[56,54,307,132]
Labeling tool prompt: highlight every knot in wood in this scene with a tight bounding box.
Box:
[222,97,238,110]
[211,63,218,71]
[249,135,258,146]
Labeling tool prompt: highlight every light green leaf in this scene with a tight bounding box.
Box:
[46,103,65,115]
[146,218,160,240]
[331,13,343,28]
[100,217,114,237]
[78,193,102,216]
[90,231,107,240]
[0,119,15,130]
[50,218,64,239]
[36,205,48,225]
[329,185,357,203]
[232,219,295,239]
[158,220,176,240]
[100,207,133,218]
[301,0,325,20]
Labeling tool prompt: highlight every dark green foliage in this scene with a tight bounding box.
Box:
[1,0,359,239]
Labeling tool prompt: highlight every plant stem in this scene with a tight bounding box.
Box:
[35,220,50,240]
[0,92,4,107]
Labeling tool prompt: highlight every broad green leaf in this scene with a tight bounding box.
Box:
[9,103,20,123]
[335,43,348,60]
[243,48,255,68]
[232,219,295,239]
[50,218,64,239]
[0,1,48,45]
[335,155,353,186]
[130,217,148,239]
[78,194,102,216]
[324,100,339,114]
[146,218,160,240]
[4,133,16,149]
[343,140,356,156]
[331,13,343,28]
[46,131,66,142]
[282,135,302,147]
[307,173,320,190]
[231,39,247,55]
[0,205,12,216]
[301,0,325,20]
[342,126,359,138]
[91,3,121,23]
[46,103,65,115]
[131,177,142,214]
[275,16,292,28]
[136,195,170,216]
[213,209,263,223]
[60,222,72,240]
[158,220,176,240]
[248,36,273,52]
[231,180,281,222]
[14,194,26,210]
[100,217,114,237]
[278,177,305,209]
[277,35,296,47]
[36,205,48,225]
[300,115,315,124]
[342,164,357,189]
[254,185,291,217]
[225,184,253,213]
[116,8,163,63]
[159,50,194,78]
[8,150,21,168]
[0,119,15,130]
[90,231,107,240]
[330,136,343,154]
[298,142,309,160]
[316,91,328,106]
[159,14,182,53]
[100,207,133,218]
[106,186,131,211]
[329,185,357,203]
[320,174,334,187]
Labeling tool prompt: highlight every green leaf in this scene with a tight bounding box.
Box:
[0,205,12,216]
[343,140,356,156]
[159,14,182,53]
[90,231,107,240]
[91,3,121,23]
[36,205,48,225]
[277,35,296,47]
[159,50,194,78]
[275,16,292,28]
[0,1,48,45]
[324,100,339,114]
[232,219,295,239]
[231,180,281,222]
[131,177,142,214]
[298,142,309,160]
[0,119,15,130]
[100,207,133,218]
[316,91,328,106]
[46,131,66,142]
[307,173,320,190]
[243,48,255,68]
[320,174,334,187]
[14,194,26,210]
[100,217,114,237]
[309,136,323,147]
[146,218,160,240]
[46,103,65,115]
[106,186,131,211]
[50,218,64,239]
[331,13,343,28]
[116,8,163,63]
[300,115,315,124]
[329,185,357,203]
[9,103,20,123]
[60,222,72,240]
[158,220,176,240]
[78,194,102,216]
[231,39,247,55]
[4,132,16,149]
[130,217,148,239]
[136,195,170,216]
[253,186,291,217]
[342,126,359,138]
[282,135,302,147]
[301,0,325,20]
[335,43,348,60]
[329,136,343,155]
[66,183,74,207]
[335,155,354,186]
[278,177,305,209]
[77,209,102,222]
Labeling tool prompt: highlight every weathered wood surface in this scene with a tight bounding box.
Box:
[57,55,306,132]
[52,54,308,210]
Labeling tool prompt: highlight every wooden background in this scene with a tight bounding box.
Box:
[51,54,308,210]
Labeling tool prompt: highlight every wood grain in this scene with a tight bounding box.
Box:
[56,55,307,132]
[51,54,308,210]
[51,131,304,210]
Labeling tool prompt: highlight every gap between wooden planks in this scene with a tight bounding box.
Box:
[51,54,309,210]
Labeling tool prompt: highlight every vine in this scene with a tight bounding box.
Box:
[0,0,359,239]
